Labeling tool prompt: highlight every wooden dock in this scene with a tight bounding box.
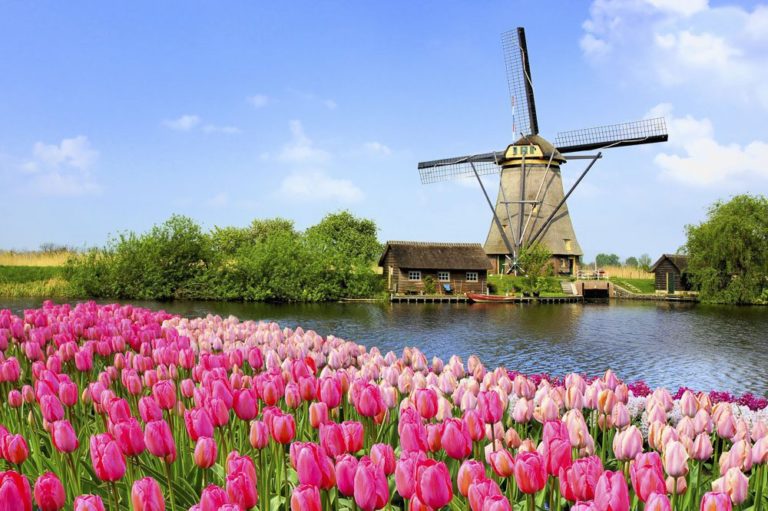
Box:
[389,294,583,304]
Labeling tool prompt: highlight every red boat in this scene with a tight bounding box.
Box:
[465,293,517,303]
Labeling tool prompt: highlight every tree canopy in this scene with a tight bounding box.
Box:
[595,253,621,267]
[685,194,768,304]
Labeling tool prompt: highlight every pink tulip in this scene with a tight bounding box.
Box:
[73,494,106,511]
[413,388,438,420]
[336,454,358,497]
[152,380,176,410]
[514,451,547,494]
[309,402,328,428]
[319,376,342,409]
[342,421,364,453]
[489,449,515,478]
[144,420,177,463]
[354,457,388,511]
[613,425,642,461]
[442,418,472,459]
[320,422,347,457]
[184,408,214,441]
[700,492,732,511]
[395,451,424,500]
[200,484,229,511]
[194,437,217,469]
[663,440,689,478]
[139,396,163,423]
[249,420,269,449]
[559,455,603,502]
[416,459,453,509]
[51,420,79,453]
[371,443,396,475]
[33,472,65,511]
[478,391,503,424]
[353,381,386,418]
[90,434,126,482]
[645,493,671,511]
[233,388,258,421]
[226,470,258,510]
[712,467,749,505]
[468,479,503,511]
[3,434,29,464]
[631,452,667,503]
[458,459,486,497]
[291,484,321,511]
[482,495,513,511]
[0,471,32,511]
[111,417,146,457]
[594,470,630,511]
[131,477,165,511]
[270,412,296,444]
[693,433,714,461]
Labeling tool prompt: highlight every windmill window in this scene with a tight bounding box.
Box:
[466,272,479,282]
[438,271,450,282]
[408,271,422,281]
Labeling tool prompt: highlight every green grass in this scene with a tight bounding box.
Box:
[487,274,568,296]
[0,265,75,297]
[610,277,656,294]
[0,265,63,283]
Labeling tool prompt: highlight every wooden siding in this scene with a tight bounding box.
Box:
[653,259,687,293]
[394,269,488,294]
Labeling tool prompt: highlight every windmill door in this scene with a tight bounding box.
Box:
[666,272,675,294]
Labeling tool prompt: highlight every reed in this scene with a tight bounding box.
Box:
[599,265,653,279]
[0,250,73,266]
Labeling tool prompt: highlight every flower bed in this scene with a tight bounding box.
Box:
[0,300,765,511]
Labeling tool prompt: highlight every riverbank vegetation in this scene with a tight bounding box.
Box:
[685,194,768,305]
[64,212,384,302]
[0,265,75,298]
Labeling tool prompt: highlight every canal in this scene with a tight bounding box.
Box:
[2,298,767,395]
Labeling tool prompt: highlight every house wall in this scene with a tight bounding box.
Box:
[381,250,400,293]
[654,259,684,292]
[395,269,487,294]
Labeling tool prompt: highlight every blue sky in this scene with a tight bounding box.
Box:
[1,1,766,262]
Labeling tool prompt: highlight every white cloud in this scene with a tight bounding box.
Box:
[363,141,392,156]
[278,170,363,202]
[324,99,338,110]
[21,136,100,196]
[276,120,331,164]
[163,115,201,131]
[201,124,241,134]
[247,94,269,108]
[648,103,768,186]
[581,1,768,109]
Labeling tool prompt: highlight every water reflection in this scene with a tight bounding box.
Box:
[2,298,766,394]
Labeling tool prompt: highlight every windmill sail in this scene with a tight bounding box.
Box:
[503,28,539,136]
[418,153,503,184]
[555,117,668,154]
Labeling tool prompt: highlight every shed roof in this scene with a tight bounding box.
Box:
[378,241,493,270]
[650,254,689,273]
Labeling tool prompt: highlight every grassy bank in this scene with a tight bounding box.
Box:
[0,250,72,266]
[0,265,76,298]
[610,276,656,294]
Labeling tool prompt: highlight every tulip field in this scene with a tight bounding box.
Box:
[0,301,766,511]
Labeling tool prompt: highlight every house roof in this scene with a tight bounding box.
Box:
[378,241,493,270]
[650,254,689,273]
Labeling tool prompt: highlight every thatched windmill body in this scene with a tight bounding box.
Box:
[418,28,668,275]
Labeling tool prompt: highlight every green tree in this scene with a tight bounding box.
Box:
[518,243,552,294]
[249,217,298,243]
[638,254,652,272]
[625,256,639,267]
[685,194,768,304]
[595,253,621,267]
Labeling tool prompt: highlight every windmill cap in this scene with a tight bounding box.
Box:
[504,134,566,164]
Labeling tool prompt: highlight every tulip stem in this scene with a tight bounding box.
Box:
[110,481,120,511]
[163,461,177,511]
[527,492,536,511]
[755,464,764,511]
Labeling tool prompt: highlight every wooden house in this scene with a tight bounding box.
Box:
[378,241,492,295]
[650,254,691,294]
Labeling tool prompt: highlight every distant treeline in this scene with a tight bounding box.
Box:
[65,212,384,302]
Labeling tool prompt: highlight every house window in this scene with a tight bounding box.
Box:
[408,271,421,281]
[466,271,479,282]
[438,271,450,282]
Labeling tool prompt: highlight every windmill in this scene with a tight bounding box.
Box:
[418,28,668,276]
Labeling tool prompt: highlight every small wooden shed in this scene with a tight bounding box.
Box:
[650,254,691,294]
[378,241,492,295]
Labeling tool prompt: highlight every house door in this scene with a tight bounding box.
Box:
[666,272,675,294]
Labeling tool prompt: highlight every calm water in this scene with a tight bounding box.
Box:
[2,298,767,395]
